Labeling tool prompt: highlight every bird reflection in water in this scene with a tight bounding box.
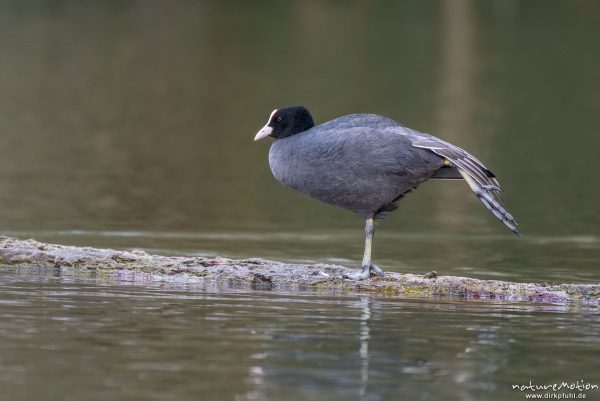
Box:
[359,296,372,399]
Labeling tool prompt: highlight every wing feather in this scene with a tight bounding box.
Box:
[407,130,502,201]
[391,127,518,235]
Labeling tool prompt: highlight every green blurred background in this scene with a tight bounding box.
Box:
[0,0,599,281]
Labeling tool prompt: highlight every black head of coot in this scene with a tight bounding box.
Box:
[254,106,315,141]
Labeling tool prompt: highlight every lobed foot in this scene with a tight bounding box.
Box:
[344,264,385,280]
[370,264,385,277]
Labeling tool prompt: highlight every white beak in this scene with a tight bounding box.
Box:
[254,125,273,141]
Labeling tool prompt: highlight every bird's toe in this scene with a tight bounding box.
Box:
[344,266,371,281]
[343,264,385,280]
[370,264,385,277]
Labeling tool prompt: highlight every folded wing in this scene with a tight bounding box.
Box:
[399,127,519,235]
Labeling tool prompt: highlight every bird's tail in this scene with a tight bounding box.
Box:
[458,169,520,236]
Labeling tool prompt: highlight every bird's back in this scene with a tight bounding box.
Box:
[268,114,444,217]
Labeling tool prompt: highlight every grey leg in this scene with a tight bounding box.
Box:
[345,217,385,280]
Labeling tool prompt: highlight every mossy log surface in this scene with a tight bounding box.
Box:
[1,236,598,306]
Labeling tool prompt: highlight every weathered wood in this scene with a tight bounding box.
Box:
[1,236,598,306]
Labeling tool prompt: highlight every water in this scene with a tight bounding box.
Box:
[1,1,599,400]
[1,267,599,401]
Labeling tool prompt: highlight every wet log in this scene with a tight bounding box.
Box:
[1,236,598,306]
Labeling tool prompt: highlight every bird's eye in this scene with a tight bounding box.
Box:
[276,116,283,122]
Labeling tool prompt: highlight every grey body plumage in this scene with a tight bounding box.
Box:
[268,114,444,218]
[255,106,519,279]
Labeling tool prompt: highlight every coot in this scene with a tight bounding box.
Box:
[254,106,518,280]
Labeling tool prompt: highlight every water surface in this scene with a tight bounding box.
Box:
[1,267,599,401]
